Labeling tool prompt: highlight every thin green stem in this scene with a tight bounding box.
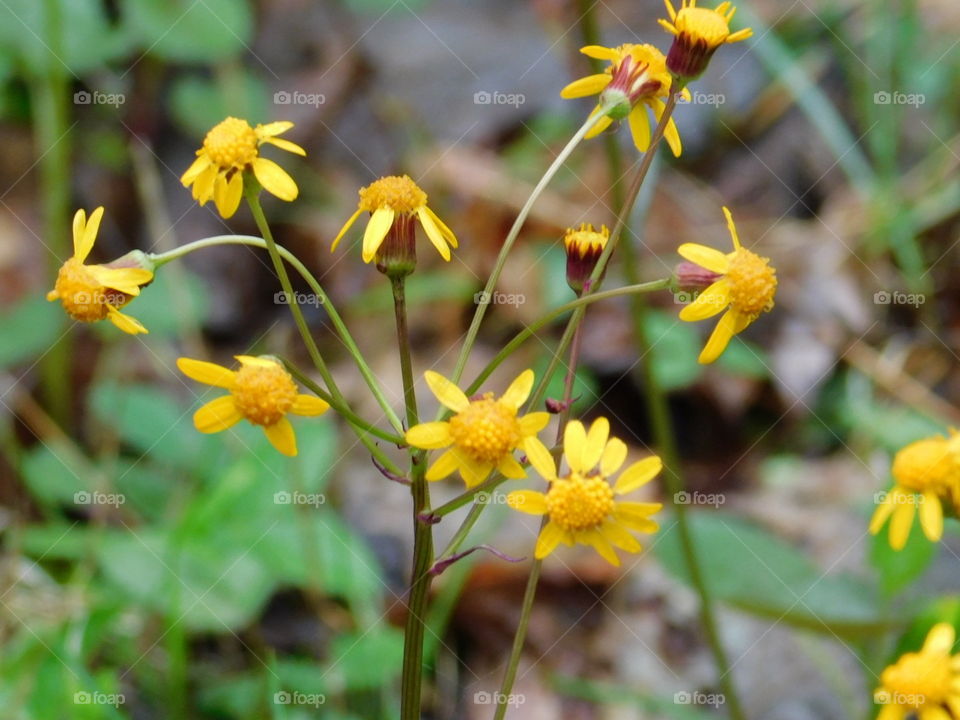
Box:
[153,233,404,435]
[446,111,603,394]
[394,276,435,720]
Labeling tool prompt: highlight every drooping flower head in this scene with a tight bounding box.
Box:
[564,223,609,295]
[873,623,960,719]
[508,418,663,566]
[331,175,458,273]
[561,44,684,156]
[677,207,776,364]
[177,355,329,457]
[870,433,960,550]
[46,207,154,335]
[659,0,753,81]
[405,370,549,488]
[181,117,304,219]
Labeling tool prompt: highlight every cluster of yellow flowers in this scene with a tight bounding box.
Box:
[874,623,960,720]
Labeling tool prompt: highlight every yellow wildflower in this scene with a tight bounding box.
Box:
[873,623,960,720]
[177,355,329,457]
[659,0,753,81]
[870,434,960,550]
[677,206,776,363]
[563,223,609,294]
[46,207,154,335]
[331,175,457,265]
[405,369,550,488]
[508,418,663,566]
[181,117,304,219]
[561,44,684,156]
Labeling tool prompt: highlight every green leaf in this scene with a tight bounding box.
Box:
[869,506,937,596]
[117,268,210,339]
[643,309,703,391]
[126,0,253,63]
[655,511,885,637]
[170,72,269,138]
[715,337,770,379]
[325,627,403,691]
[0,296,65,369]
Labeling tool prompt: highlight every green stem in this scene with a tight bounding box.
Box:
[393,276,434,720]
[153,233,404,435]
[35,0,71,426]
[446,111,603,393]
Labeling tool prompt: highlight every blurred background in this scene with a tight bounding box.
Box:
[1,0,960,718]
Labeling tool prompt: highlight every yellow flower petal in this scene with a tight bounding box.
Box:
[923,623,956,655]
[600,437,628,476]
[628,106,652,152]
[559,73,611,99]
[72,208,88,260]
[177,357,237,389]
[581,527,620,566]
[500,369,534,410]
[650,98,682,157]
[252,157,298,202]
[213,171,243,219]
[417,206,451,261]
[194,395,242,433]
[498,454,526,479]
[181,154,211,186]
[869,490,897,534]
[888,502,915,551]
[600,520,642,553]
[581,417,609,471]
[679,279,731,322]
[290,394,330,416]
[264,417,297,456]
[614,456,663,494]
[81,206,104,261]
[519,411,550,436]
[262,136,306,156]
[331,208,363,252]
[723,206,742,250]
[424,371,470,413]
[613,503,661,533]
[534,521,567,559]
[46,289,59,301]
[87,266,154,295]
[361,207,395,263]
[919,492,944,542]
[564,420,587,473]
[425,206,458,248]
[105,306,148,335]
[584,110,613,139]
[523,436,557,481]
[405,421,454,449]
[580,45,620,60]
[193,165,218,204]
[507,490,547,515]
[677,242,730,274]
[256,121,294,137]
[459,457,492,488]
[426,448,461,481]
[698,309,738,364]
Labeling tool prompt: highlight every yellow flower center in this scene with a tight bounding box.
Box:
[725,247,777,316]
[564,224,609,258]
[893,438,958,493]
[202,117,259,170]
[358,175,427,215]
[53,258,124,322]
[230,361,298,426]
[448,394,521,464]
[881,651,953,707]
[676,7,731,47]
[546,473,615,531]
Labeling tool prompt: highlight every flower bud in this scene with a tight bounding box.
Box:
[564,224,609,295]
